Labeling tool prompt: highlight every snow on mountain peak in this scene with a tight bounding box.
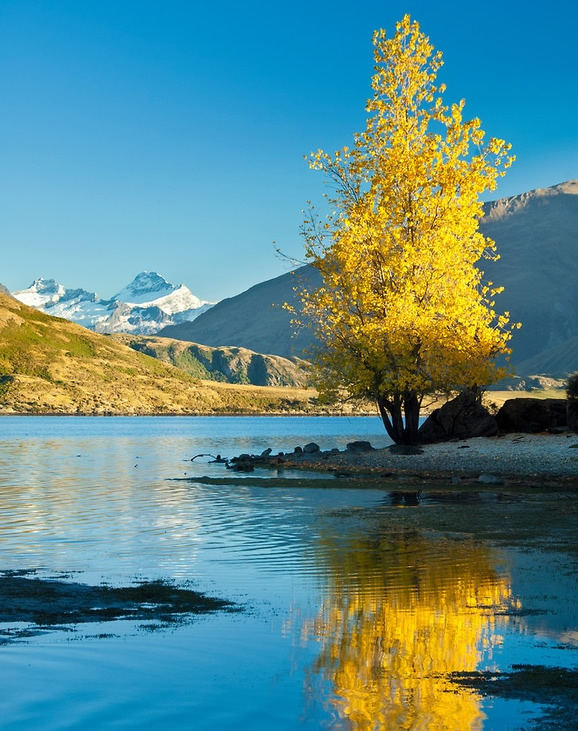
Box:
[115,272,173,300]
[13,278,67,307]
[112,271,208,312]
[11,272,215,335]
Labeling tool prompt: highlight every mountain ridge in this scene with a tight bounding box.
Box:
[160,180,578,377]
[12,272,214,335]
[111,334,309,388]
[159,266,320,358]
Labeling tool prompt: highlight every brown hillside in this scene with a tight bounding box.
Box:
[110,334,309,387]
[0,292,318,415]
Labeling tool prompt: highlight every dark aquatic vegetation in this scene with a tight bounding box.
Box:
[0,570,237,643]
[450,665,578,729]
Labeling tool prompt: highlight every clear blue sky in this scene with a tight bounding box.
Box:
[1,0,577,301]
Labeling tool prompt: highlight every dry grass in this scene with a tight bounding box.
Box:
[1,293,566,416]
[0,292,329,415]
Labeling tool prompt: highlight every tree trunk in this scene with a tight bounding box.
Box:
[377,391,422,445]
[403,392,421,444]
[568,400,578,433]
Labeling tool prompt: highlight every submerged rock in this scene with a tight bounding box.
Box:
[477,473,503,485]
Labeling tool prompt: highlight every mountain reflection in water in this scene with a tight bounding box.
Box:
[295,529,516,730]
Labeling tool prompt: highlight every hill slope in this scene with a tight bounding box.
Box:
[160,181,578,374]
[0,292,317,414]
[160,266,321,358]
[512,335,578,382]
[111,334,309,387]
[481,180,578,362]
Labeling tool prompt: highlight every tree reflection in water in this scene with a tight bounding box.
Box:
[297,528,518,730]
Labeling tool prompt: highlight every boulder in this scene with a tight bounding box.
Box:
[228,454,254,472]
[346,441,374,452]
[303,442,320,454]
[496,398,567,433]
[419,391,498,444]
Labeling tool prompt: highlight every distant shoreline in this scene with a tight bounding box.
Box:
[0,411,377,418]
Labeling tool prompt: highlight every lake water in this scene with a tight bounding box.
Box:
[0,416,575,730]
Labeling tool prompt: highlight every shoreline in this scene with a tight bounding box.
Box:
[222,432,578,489]
[0,411,378,418]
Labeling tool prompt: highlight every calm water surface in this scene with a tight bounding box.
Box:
[0,416,575,730]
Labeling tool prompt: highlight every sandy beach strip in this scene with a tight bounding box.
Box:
[273,432,578,487]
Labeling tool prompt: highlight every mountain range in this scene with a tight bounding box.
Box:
[0,291,318,414]
[12,271,214,335]
[160,181,578,382]
[7,180,578,385]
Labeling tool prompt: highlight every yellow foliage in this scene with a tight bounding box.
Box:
[297,15,517,443]
[296,532,515,730]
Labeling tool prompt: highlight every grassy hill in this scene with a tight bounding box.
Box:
[0,292,321,415]
[110,334,309,387]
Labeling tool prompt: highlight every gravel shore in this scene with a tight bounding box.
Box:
[277,432,578,486]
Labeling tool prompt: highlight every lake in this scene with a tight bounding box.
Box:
[0,416,576,729]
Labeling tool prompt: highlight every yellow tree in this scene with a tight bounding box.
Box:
[298,15,515,444]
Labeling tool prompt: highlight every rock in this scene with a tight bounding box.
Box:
[303,442,320,454]
[496,398,568,433]
[260,448,272,458]
[228,453,254,471]
[419,391,498,444]
[346,441,374,452]
[477,473,503,485]
[235,453,252,462]
[232,461,254,472]
[293,446,303,454]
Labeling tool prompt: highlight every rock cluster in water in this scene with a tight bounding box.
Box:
[223,440,375,472]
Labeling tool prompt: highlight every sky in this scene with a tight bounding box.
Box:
[1,0,577,302]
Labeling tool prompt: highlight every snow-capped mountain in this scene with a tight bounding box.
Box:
[112,271,207,315]
[12,273,214,335]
